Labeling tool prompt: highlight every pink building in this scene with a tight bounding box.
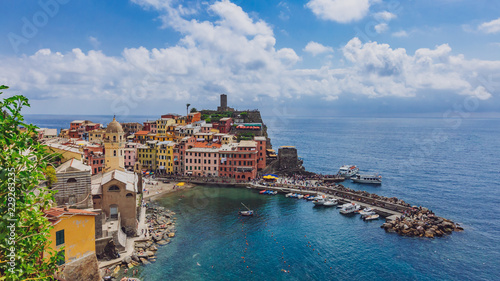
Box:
[185,146,220,177]
[174,136,196,174]
[124,142,139,171]
[254,136,267,171]
[218,141,258,181]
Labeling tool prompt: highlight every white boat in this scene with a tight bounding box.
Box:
[363,214,380,221]
[285,193,293,197]
[339,203,361,214]
[337,203,351,209]
[239,203,254,216]
[313,198,326,206]
[323,198,338,207]
[351,174,382,184]
[297,194,304,199]
[359,208,376,218]
[338,165,359,178]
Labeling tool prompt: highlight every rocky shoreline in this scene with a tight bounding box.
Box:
[381,207,464,238]
[103,206,177,279]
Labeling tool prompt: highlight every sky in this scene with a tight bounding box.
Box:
[1,0,500,117]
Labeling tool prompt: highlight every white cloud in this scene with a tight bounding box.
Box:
[392,30,408,37]
[1,0,498,113]
[478,17,500,34]
[304,41,334,56]
[88,36,101,49]
[306,0,371,23]
[374,23,388,34]
[374,11,396,22]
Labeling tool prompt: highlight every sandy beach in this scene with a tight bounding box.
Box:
[142,178,196,201]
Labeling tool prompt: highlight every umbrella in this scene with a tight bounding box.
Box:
[177,182,185,186]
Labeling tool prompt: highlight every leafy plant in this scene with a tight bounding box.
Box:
[0,85,59,280]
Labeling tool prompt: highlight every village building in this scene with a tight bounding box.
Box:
[103,117,125,172]
[52,159,92,207]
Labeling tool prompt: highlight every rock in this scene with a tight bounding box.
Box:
[140,258,151,265]
[149,245,158,252]
[424,231,435,238]
[168,233,175,238]
[146,251,155,257]
[132,254,140,262]
[157,240,169,246]
[149,258,156,263]
[124,256,132,264]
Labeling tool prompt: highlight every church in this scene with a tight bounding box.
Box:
[91,117,143,236]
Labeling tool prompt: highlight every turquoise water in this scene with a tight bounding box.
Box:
[27,115,500,280]
[138,186,493,281]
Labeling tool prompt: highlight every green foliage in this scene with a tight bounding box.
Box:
[205,118,211,123]
[0,85,59,280]
[190,108,198,113]
[43,166,58,188]
[237,132,255,141]
[240,111,248,116]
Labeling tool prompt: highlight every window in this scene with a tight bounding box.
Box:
[67,178,77,183]
[126,193,133,198]
[56,230,65,246]
[113,136,116,142]
[113,150,116,156]
[108,185,120,192]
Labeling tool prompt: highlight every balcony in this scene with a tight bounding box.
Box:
[236,167,254,173]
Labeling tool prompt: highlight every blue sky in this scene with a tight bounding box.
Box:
[1,0,500,117]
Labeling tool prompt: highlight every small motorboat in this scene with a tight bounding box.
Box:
[339,203,361,215]
[285,193,293,197]
[306,195,317,201]
[359,208,376,218]
[323,198,338,207]
[297,194,304,199]
[259,190,267,194]
[363,214,380,221]
[313,198,326,206]
[239,203,254,216]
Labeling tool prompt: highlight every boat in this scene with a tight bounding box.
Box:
[259,190,267,194]
[306,195,317,201]
[363,214,380,221]
[337,203,351,209]
[359,208,376,218]
[323,198,338,207]
[313,198,326,206]
[339,203,361,214]
[285,193,293,197]
[337,165,359,178]
[239,203,254,216]
[351,174,382,184]
[297,194,304,199]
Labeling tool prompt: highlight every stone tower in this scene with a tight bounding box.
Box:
[104,117,125,171]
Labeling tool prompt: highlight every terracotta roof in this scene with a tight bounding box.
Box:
[44,208,98,225]
[135,131,150,135]
[193,142,221,148]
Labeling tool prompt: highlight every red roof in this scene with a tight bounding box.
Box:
[193,142,221,148]
[44,207,97,225]
[134,131,150,136]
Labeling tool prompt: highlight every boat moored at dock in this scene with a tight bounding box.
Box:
[340,203,361,214]
[338,165,359,178]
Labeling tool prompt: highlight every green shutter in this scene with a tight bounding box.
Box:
[56,229,65,246]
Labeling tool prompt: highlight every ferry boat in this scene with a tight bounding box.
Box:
[338,165,359,178]
[351,174,382,184]
[339,203,361,214]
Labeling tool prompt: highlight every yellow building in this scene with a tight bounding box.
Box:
[89,129,106,144]
[138,140,157,171]
[156,118,176,136]
[104,117,125,172]
[156,141,175,174]
[44,207,97,265]
[45,143,84,162]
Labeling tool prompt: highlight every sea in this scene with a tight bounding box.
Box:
[26,114,500,281]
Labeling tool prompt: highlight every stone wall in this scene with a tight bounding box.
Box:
[278,147,298,170]
[95,237,113,258]
[52,171,91,208]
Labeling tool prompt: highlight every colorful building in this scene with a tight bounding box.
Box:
[156,118,176,136]
[185,144,220,177]
[254,136,267,171]
[44,207,98,265]
[156,141,175,175]
[124,142,139,171]
[137,140,157,171]
[212,117,233,134]
[218,141,258,181]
